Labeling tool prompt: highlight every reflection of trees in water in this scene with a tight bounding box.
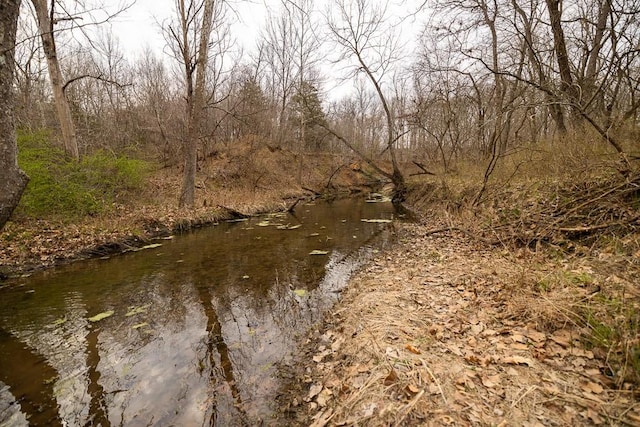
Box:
[192,280,247,426]
[84,325,110,427]
[0,327,63,426]
[0,199,400,425]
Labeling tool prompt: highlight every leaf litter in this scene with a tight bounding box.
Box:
[281,222,639,426]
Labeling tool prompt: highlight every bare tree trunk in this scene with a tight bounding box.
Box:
[0,0,30,231]
[545,0,581,125]
[179,0,215,208]
[32,0,79,159]
[512,0,567,133]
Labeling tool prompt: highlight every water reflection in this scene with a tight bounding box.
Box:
[0,198,399,425]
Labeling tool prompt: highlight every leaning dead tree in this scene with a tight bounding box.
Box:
[327,0,407,203]
[0,0,30,230]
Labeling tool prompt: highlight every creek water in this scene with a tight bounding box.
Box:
[0,197,402,426]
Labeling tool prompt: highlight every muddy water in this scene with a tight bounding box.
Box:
[0,198,401,426]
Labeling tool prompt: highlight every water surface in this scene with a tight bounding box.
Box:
[0,198,400,426]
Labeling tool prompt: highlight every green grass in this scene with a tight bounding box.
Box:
[16,129,149,219]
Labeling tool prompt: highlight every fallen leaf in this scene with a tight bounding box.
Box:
[405,384,420,395]
[511,333,526,343]
[581,381,604,394]
[125,304,151,317]
[360,402,377,418]
[293,289,308,297]
[139,243,162,250]
[405,344,422,354]
[307,384,323,401]
[51,317,66,327]
[482,374,502,388]
[309,250,329,255]
[309,408,333,427]
[88,310,114,322]
[316,388,332,407]
[583,408,604,425]
[550,330,574,348]
[523,329,546,343]
[384,369,399,386]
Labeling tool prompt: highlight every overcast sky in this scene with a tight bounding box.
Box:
[109,0,424,59]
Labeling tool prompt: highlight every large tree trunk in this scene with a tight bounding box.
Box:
[32,0,79,159]
[178,0,215,208]
[0,0,30,231]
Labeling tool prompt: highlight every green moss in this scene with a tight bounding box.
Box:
[15,129,150,220]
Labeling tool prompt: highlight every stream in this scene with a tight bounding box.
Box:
[0,197,402,426]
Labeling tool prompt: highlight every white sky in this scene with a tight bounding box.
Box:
[97,1,426,100]
[112,1,285,58]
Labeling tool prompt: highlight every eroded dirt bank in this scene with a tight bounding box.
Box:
[278,221,639,426]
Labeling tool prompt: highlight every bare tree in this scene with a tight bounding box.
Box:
[0,0,30,230]
[327,0,407,202]
[166,0,219,208]
[31,0,79,158]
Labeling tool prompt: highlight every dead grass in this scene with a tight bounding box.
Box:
[283,143,640,426]
[289,224,639,426]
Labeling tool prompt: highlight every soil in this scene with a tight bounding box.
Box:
[277,220,640,426]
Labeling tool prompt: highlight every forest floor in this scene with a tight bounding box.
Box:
[278,171,640,426]
[279,221,640,426]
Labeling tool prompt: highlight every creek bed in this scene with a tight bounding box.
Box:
[0,198,402,426]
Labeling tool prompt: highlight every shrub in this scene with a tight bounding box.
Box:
[16,129,149,219]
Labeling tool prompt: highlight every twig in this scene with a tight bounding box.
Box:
[511,385,537,408]
[423,226,500,245]
[421,358,447,405]
[557,215,640,233]
[286,198,302,213]
[393,389,425,427]
[411,161,436,176]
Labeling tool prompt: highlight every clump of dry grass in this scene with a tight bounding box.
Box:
[404,138,640,387]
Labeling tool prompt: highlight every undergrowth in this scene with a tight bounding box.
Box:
[16,129,149,220]
[406,141,640,387]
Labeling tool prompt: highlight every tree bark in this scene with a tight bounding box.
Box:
[545,0,581,124]
[0,0,30,231]
[179,0,215,208]
[32,0,79,159]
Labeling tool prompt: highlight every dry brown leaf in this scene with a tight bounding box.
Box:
[501,356,535,367]
[309,408,333,427]
[405,384,420,395]
[384,369,399,386]
[550,330,574,348]
[405,344,422,354]
[307,384,323,401]
[481,374,502,388]
[316,388,332,407]
[523,329,546,343]
[511,333,527,343]
[510,343,529,351]
[581,381,604,394]
[583,408,604,425]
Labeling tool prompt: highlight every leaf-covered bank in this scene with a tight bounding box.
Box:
[0,133,375,278]
[279,173,640,426]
